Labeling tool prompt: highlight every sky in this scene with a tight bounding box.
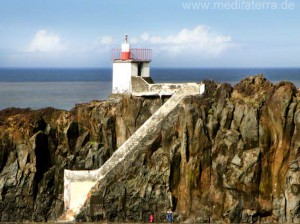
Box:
[0,0,299,67]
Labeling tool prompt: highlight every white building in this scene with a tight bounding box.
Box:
[112,35,152,94]
[112,35,205,96]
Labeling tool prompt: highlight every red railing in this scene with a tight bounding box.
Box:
[112,48,152,61]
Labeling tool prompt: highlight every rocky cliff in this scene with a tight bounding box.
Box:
[0,75,299,223]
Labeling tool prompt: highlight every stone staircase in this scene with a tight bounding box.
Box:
[60,83,205,222]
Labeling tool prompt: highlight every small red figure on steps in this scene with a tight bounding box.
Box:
[149,212,154,223]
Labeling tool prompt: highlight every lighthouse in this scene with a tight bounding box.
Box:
[112,35,152,94]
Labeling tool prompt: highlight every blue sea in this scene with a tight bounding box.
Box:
[0,68,299,110]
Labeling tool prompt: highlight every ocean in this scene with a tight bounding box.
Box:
[0,68,299,110]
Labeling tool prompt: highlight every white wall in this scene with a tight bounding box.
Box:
[69,181,96,213]
[200,83,205,94]
[112,61,151,94]
[141,62,150,77]
[131,63,138,77]
[112,62,132,93]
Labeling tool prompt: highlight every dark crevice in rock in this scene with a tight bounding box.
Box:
[67,122,79,152]
[228,105,235,130]
[33,118,47,133]
[198,161,203,186]
[106,117,117,150]
[171,195,178,211]
[134,98,145,128]
[33,132,51,198]
[186,131,190,163]
[99,146,112,167]
[0,144,8,173]
[98,124,103,143]
[169,152,181,191]
[283,94,295,131]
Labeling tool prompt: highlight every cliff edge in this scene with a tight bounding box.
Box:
[0,75,299,223]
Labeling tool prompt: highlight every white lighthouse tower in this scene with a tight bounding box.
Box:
[112,35,152,94]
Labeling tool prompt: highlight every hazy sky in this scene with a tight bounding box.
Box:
[0,0,299,67]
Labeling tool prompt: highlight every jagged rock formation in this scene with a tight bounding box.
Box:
[0,75,300,223]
